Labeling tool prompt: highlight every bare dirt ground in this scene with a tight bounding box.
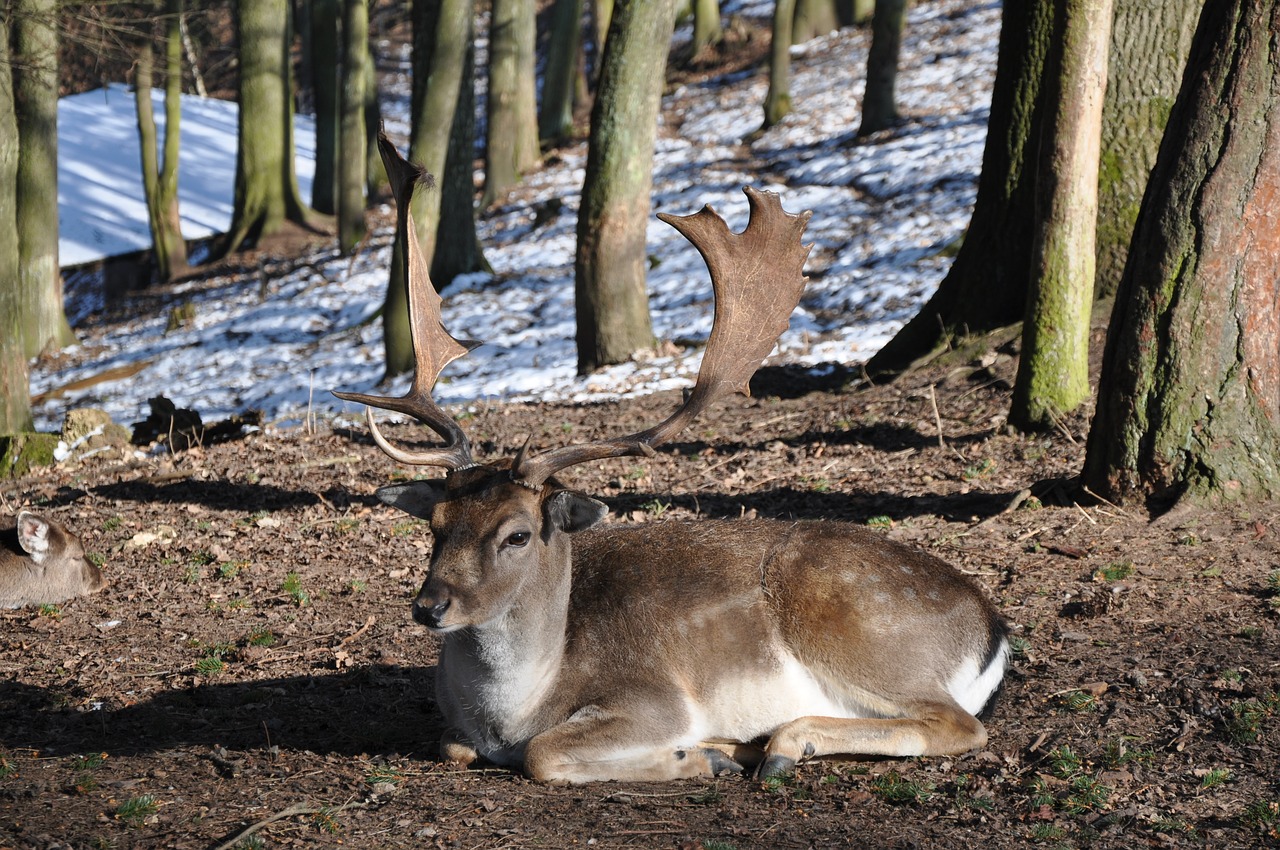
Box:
[3,338,1280,850]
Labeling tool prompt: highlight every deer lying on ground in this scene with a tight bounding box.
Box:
[336,134,1009,784]
[1,511,107,608]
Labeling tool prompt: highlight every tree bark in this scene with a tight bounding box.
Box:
[540,0,585,146]
[690,0,722,59]
[1084,0,1280,508]
[0,7,32,434]
[308,0,340,215]
[222,0,320,257]
[1094,0,1202,301]
[863,0,1054,380]
[337,0,369,255]
[574,0,676,373]
[793,0,839,43]
[482,0,540,207]
[13,0,74,357]
[858,0,908,136]
[1009,0,1112,431]
[763,0,796,129]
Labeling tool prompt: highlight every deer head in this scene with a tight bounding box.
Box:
[1,511,107,609]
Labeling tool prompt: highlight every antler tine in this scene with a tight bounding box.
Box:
[333,131,480,471]
[515,187,812,487]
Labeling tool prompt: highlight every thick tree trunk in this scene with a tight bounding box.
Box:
[482,0,540,207]
[858,0,908,136]
[1094,0,1202,302]
[1009,0,1111,431]
[13,0,74,357]
[690,0,722,58]
[793,0,839,43]
[1084,0,1280,508]
[574,0,677,373]
[309,0,340,215]
[540,0,585,146]
[763,0,796,129]
[0,11,32,435]
[863,0,1054,380]
[337,0,369,254]
[222,0,319,256]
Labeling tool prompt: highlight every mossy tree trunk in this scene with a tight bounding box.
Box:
[482,0,540,207]
[1009,0,1112,431]
[13,0,74,357]
[792,0,839,43]
[336,0,369,255]
[1084,0,1280,509]
[863,0,1055,380]
[690,0,722,58]
[1094,0,1202,302]
[222,0,321,257]
[763,0,797,129]
[383,0,484,379]
[133,0,190,284]
[858,0,909,136]
[0,9,32,435]
[574,0,677,374]
[540,0,585,146]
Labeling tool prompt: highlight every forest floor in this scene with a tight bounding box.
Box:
[4,331,1280,849]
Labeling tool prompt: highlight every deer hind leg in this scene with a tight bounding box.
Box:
[756,699,988,780]
[523,703,745,784]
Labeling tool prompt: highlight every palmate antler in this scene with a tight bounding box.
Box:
[340,135,813,485]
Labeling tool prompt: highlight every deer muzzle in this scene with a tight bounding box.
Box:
[412,592,453,630]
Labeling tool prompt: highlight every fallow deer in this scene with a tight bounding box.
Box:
[336,134,1009,784]
[1,511,107,609]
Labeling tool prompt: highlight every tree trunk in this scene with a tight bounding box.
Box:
[0,9,32,435]
[574,0,676,373]
[793,0,839,43]
[384,0,481,379]
[134,1,189,284]
[690,0,722,58]
[1094,0,1202,302]
[763,0,797,129]
[863,0,1054,380]
[482,0,540,207]
[363,45,385,199]
[540,0,585,146]
[337,0,369,254]
[432,28,488,288]
[1084,0,1280,508]
[1009,0,1112,431]
[858,0,907,136]
[222,0,320,257]
[13,0,74,357]
[308,0,340,215]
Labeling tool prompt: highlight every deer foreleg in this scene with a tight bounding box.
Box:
[523,703,744,784]
[756,702,988,779]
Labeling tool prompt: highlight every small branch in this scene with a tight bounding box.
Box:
[210,800,367,850]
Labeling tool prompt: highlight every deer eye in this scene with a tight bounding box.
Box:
[503,531,532,548]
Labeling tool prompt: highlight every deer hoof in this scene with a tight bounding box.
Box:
[703,748,744,776]
[754,753,796,781]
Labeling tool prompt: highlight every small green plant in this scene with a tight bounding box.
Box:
[962,458,997,480]
[1199,768,1231,789]
[1266,570,1280,592]
[1100,737,1153,769]
[640,499,671,519]
[866,515,893,529]
[1008,635,1030,658]
[114,794,159,827]
[365,765,404,788]
[1224,695,1279,743]
[231,836,266,850]
[687,787,723,805]
[335,517,361,535]
[282,572,310,606]
[88,552,107,567]
[869,770,934,804]
[312,805,343,834]
[391,520,421,537]
[102,516,123,531]
[193,655,225,676]
[1058,689,1099,713]
[189,550,216,566]
[1046,746,1084,778]
[182,565,201,584]
[347,579,367,594]
[1094,560,1134,582]
[37,603,61,619]
[760,772,793,793]
[807,477,831,493]
[1020,495,1043,511]
[245,627,276,647]
[1240,799,1280,838]
[1061,774,1111,814]
[701,841,738,850]
[217,561,247,580]
[0,754,15,779]
[1177,532,1201,546]
[69,752,107,794]
[1029,823,1067,842]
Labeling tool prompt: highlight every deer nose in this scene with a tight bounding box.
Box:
[413,597,451,629]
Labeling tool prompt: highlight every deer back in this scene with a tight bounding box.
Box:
[0,512,106,609]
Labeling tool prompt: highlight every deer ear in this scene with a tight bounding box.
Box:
[375,481,447,518]
[16,511,51,559]
[544,490,608,534]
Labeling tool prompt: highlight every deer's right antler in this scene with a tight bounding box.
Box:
[333,132,479,471]
[512,188,812,487]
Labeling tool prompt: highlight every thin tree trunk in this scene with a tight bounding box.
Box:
[483,0,540,207]
[337,0,369,254]
[793,0,839,42]
[858,0,907,136]
[1084,0,1280,508]
[690,0,722,58]
[574,0,677,373]
[309,0,340,215]
[763,0,796,129]
[540,0,585,146]
[13,0,74,357]
[1009,0,1112,431]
